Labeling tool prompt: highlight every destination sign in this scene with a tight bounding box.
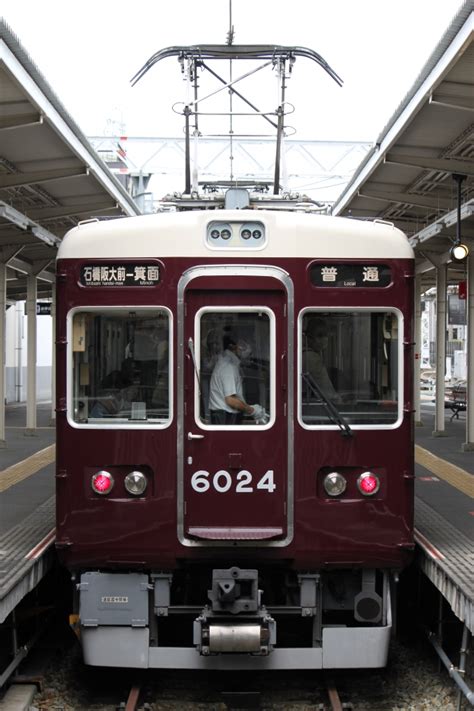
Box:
[310,263,391,288]
[80,263,160,287]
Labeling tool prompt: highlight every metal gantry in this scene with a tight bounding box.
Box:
[89,135,373,209]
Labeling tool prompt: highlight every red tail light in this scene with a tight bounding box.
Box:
[91,470,114,495]
[357,472,380,496]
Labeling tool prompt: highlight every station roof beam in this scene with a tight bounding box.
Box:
[0,19,140,302]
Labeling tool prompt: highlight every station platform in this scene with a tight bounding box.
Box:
[0,401,472,633]
[414,401,473,635]
[0,404,55,624]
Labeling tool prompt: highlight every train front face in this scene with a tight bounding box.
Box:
[55,211,415,669]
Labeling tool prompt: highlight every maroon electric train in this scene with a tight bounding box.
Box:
[55,198,415,669]
[55,44,415,669]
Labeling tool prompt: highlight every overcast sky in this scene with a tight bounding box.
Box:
[1,1,468,201]
[1,0,466,142]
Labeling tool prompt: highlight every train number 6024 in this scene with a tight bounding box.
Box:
[191,469,276,493]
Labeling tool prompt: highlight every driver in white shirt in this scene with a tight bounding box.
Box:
[209,334,264,425]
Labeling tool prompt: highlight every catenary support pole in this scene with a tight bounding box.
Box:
[433,264,447,437]
[50,291,56,425]
[414,275,422,426]
[0,262,6,447]
[26,273,37,434]
[463,252,473,450]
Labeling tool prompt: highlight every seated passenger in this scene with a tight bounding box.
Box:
[90,371,138,418]
[303,318,341,403]
[90,391,123,417]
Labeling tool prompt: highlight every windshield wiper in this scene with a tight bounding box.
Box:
[302,372,353,437]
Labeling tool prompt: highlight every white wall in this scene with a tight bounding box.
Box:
[5,302,53,402]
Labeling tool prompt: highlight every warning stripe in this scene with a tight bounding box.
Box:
[25,527,56,560]
[0,444,55,492]
[414,527,445,561]
[415,445,473,499]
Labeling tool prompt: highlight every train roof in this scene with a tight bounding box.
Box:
[57,210,414,260]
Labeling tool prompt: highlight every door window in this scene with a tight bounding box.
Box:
[196,309,274,427]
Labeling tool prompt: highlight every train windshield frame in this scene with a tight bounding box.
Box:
[298,307,404,430]
[67,306,173,428]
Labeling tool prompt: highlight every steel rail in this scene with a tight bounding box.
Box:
[125,685,141,711]
[325,679,344,711]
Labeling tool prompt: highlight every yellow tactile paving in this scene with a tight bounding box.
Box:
[0,444,56,492]
[415,444,474,499]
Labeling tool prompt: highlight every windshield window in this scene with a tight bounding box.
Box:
[70,308,171,425]
[300,310,400,427]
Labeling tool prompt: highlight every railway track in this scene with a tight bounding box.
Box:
[325,679,345,710]
[123,685,142,711]
[4,640,467,710]
[1,594,467,711]
[119,682,349,710]
[119,686,307,710]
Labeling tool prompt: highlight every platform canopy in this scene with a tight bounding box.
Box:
[332,2,474,289]
[2,6,474,299]
[0,21,141,301]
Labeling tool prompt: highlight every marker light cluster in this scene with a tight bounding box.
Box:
[207,221,265,246]
[210,227,231,240]
[240,225,263,240]
[323,470,380,497]
[91,469,148,496]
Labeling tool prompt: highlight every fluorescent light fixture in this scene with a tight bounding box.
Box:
[0,202,29,230]
[443,199,474,227]
[416,221,444,242]
[31,225,60,247]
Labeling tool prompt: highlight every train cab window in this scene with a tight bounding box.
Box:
[70,308,171,426]
[300,310,402,428]
[196,309,274,427]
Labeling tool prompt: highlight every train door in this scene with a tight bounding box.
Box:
[178,267,293,546]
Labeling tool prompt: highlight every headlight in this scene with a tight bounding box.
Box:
[323,471,347,497]
[124,470,148,496]
[357,471,380,496]
[91,470,114,495]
